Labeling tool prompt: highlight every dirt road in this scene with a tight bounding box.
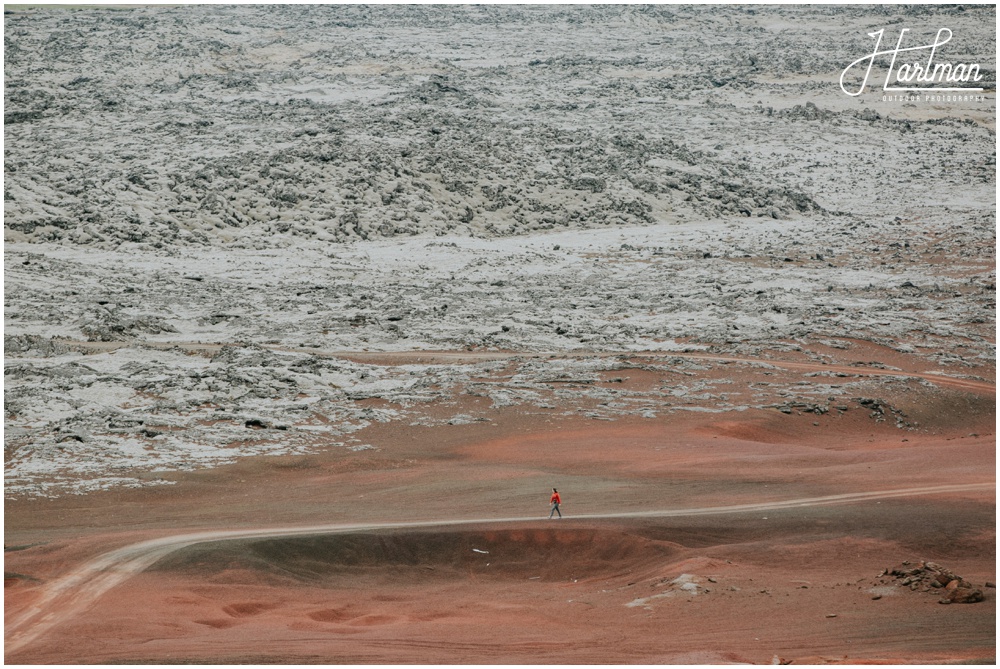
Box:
[6,482,992,658]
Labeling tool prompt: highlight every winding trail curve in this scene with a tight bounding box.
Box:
[5,482,993,657]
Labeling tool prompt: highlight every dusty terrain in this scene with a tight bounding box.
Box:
[5,351,995,664]
[4,4,996,665]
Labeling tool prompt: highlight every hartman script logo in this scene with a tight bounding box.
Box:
[840,28,984,97]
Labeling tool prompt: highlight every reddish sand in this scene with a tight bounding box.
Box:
[4,350,995,664]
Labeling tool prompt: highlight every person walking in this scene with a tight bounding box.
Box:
[548,488,562,519]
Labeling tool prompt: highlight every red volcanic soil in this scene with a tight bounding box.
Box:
[4,354,996,664]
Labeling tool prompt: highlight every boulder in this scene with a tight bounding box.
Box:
[940,587,985,604]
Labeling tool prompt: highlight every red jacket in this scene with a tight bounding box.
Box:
[550,492,561,504]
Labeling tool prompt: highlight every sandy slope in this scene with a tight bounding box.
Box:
[5,365,995,663]
[7,482,991,659]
